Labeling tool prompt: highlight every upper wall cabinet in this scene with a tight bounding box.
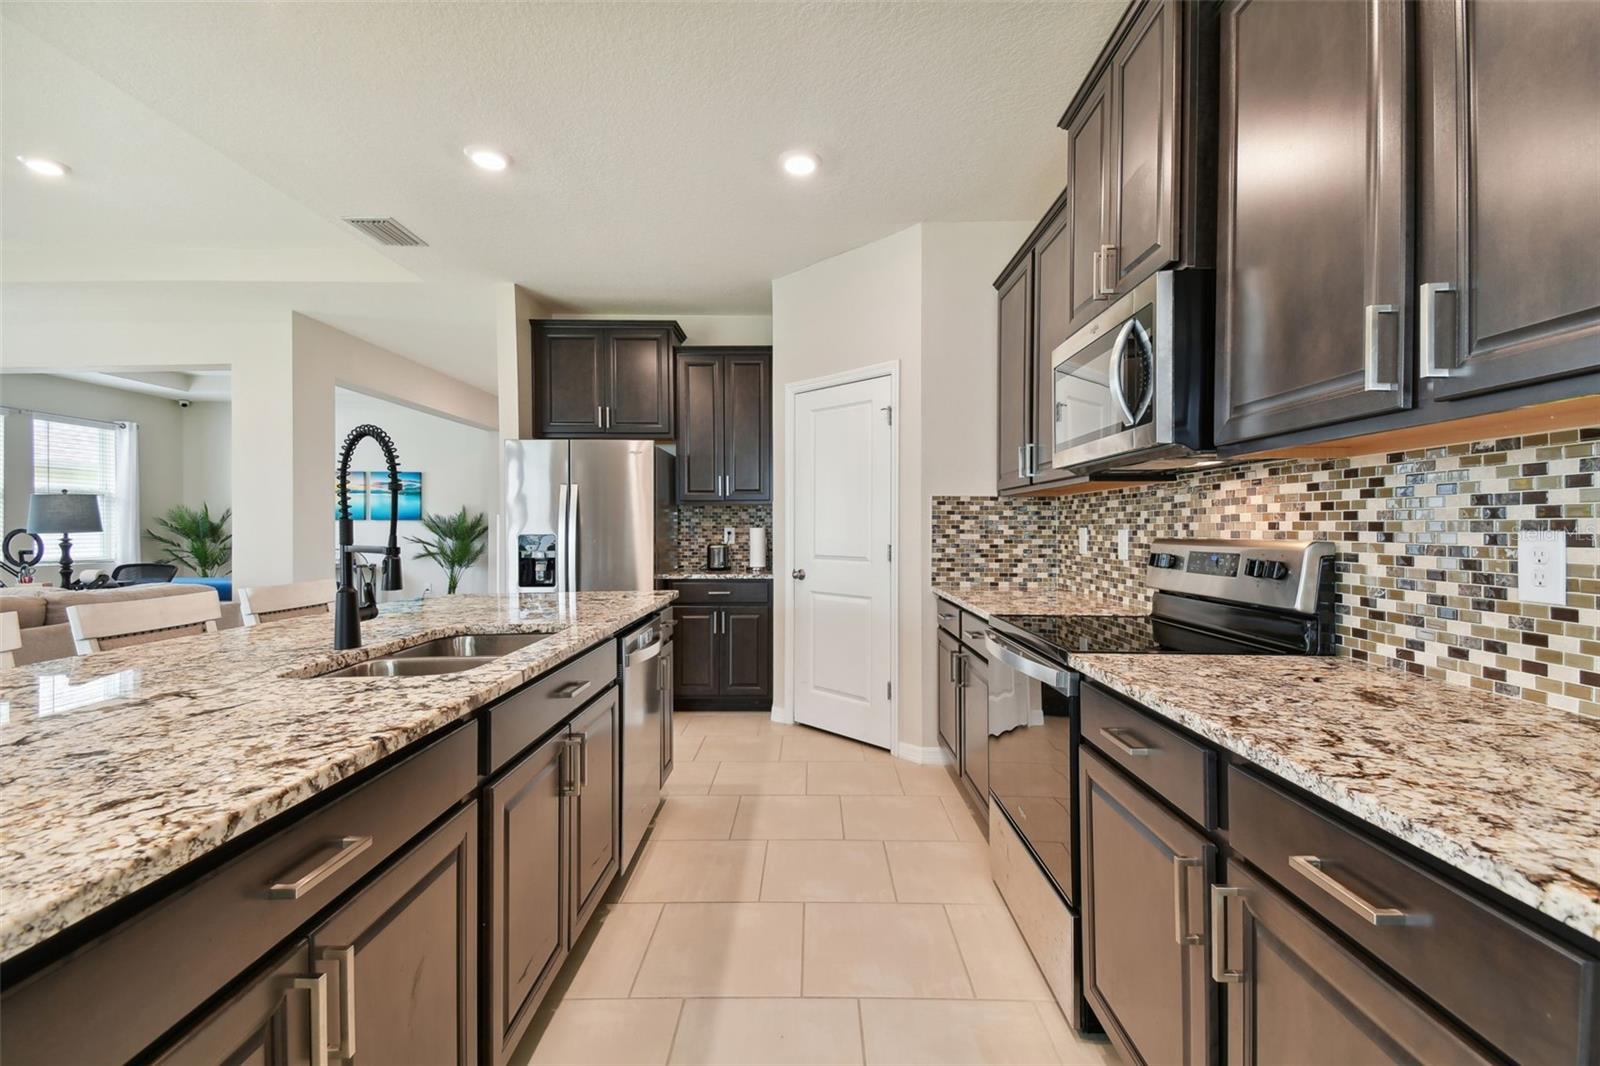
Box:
[675,347,772,503]
[1215,0,1411,445]
[1058,0,1217,339]
[532,320,685,439]
[1416,0,1600,401]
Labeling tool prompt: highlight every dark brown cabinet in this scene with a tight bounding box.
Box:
[1080,746,1215,1066]
[1107,0,1182,294]
[569,687,620,936]
[675,346,771,502]
[310,801,479,1066]
[667,581,772,709]
[936,627,961,767]
[532,320,684,439]
[997,253,1035,493]
[1417,0,1600,401]
[1215,863,1492,1065]
[1065,74,1114,335]
[156,947,320,1066]
[1215,0,1412,444]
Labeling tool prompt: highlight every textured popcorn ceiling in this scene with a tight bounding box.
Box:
[933,428,1600,716]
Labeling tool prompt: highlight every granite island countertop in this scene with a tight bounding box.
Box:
[657,571,772,582]
[0,590,674,962]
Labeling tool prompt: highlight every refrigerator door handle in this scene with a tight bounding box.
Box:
[555,482,571,594]
[566,481,581,593]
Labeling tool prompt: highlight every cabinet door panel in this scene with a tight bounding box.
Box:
[570,688,620,938]
[959,651,989,810]
[1221,863,1493,1066]
[155,946,317,1066]
[675,355,724,501]
[723,353,772,501]
[485,732,567,1065]
[936,629,960,771]
[673,607,720,699]
[997,256,1034,492]
[721,606,772,700]
[311,802,478,1066]
[1065,74,1112,335]
[1421,0,1600,398]
[1110,0,1180,293]
[1216,0,1411,444]
[607,330,673,437]
[1032,206,1078,486]
[1080,748,1213,1066]
[536,329,606,436]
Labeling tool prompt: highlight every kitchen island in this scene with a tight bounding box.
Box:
[0,589,674,1065]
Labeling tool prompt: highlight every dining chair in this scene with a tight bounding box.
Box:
[0,612,19,669]
[239,578,337,627]
[67,588,222,654]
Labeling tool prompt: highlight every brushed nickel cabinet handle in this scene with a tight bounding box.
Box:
[1098,243,1118,297]
[560,735,580,796]
[1363,304,1399,392]
[1099,726,1152,757]
[706,590,731,596]
[1419,282,1458,379]
[596,405,604,428]
[1211,885,1245,983]
[293,973,331,1066]
[267,836,373,899]
[1173,856,1204,946]
[551,679,593,701]
[317,946,357,1060]
[1289,855,1415,926]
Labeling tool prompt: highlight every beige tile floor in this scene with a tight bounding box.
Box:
[517,712,1119,1066]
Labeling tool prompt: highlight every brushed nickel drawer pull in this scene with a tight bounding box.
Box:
[551,679,594,700]
[706,590,732,596]
[317,945,357,1060]
[1099,726,1152,757]
[1210,885,1244,983]
[267,836,372,899]
[1289,855,1414,926]
[1173,856,1203,946]
[293,973,331,1066]
[578,731,590,791]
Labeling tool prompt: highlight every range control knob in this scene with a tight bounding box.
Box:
[1266,561,1291,581]
[1244,559,1261,578]
[1148,552,1181,570]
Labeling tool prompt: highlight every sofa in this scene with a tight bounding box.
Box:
[0,584,244,666]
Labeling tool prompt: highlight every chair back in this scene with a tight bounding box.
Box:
[67,588,222,654]
[111,563,178,585]
[239,578,336,627]
[0,612,18,669]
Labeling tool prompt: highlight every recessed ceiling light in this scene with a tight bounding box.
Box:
[17,156,68,178]
[781,150,818,177]
[464,146,509,172]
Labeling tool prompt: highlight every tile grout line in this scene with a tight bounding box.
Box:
[941,902,979,1000]
[855,997,867,1065]
[626,900,669,998]
[661,997,687,1065]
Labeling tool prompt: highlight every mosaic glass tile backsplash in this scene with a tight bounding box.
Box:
[674,502,772,571]
[932,428,1600,716]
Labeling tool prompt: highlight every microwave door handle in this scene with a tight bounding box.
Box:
[1126,319,1154,425]
[1108,318,1139,428]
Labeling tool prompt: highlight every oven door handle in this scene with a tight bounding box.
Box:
[983,632,1075,691]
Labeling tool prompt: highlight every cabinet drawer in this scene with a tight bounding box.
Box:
[1,721,479,1066]
[1080,683,1214,828]
[486,641,617,772]
[1228,765,1598,1065]
[959,611,990,652]
[935,598,961,637]
[668,580,770,605]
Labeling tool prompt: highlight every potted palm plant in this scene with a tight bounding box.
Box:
[146,503,232,576]
[407,507,488,594]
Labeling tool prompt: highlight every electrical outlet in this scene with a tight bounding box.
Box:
[1116,529,1131,562]
[1517,529,1568,605]
[1079,527,1090,555]
[723,527,736,545]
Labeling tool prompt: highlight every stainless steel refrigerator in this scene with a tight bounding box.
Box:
[502,439,675,595]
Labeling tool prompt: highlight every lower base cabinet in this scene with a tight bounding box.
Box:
[156,946,321,1066]
[570,688,621,938]
[667,581,772,709]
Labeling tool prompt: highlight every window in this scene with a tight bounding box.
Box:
[32,416,119,562]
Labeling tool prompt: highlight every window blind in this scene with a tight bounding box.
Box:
[33,417,119,562]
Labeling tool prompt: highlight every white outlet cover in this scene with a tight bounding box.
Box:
[1079,527,1090,555]
[723,527,736,545]
[1516,529,1568,606]
[1116,529,1131,562]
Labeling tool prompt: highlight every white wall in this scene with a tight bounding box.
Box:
[180,401,231,515]
[771,221,1030,753]
[336,388,496,596]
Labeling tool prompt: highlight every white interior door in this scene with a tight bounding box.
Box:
[791,374,895,749]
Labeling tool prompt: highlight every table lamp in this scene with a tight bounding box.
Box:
[27,490,102,588]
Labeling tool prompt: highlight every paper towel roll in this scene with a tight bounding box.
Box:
[748,527,767,571]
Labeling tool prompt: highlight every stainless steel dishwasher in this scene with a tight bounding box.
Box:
[620,615,668,871]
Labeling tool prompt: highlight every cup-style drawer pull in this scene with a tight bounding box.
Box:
[1289,855,1416,926]
[551,679,593,700]
[1099,726,1153,757]
[268,836,373,899]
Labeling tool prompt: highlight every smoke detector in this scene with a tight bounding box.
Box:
[341,217,428,247]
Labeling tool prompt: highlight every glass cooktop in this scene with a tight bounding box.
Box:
[993,614,1165,657]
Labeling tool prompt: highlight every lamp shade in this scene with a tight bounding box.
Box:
[28,491,103,534]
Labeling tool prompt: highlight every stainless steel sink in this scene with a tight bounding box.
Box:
[388,633,550,658]
[315,656,496,678]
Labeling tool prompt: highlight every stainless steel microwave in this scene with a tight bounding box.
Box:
[1049,270,1214,474]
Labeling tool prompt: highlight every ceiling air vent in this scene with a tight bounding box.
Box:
[341,217,428,247]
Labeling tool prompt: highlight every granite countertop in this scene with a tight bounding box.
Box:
[0,590,674,962]
[1071,654,1600,941]
[933,584,1133,619]
[658,571,773,581]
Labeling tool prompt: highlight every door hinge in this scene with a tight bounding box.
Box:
[887,543,893,562]
[887,681,893,700]
[882,405,893,426]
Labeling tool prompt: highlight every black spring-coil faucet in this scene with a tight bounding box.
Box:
[334,423,404,650]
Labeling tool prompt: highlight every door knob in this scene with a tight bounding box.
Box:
[791,569,807,580]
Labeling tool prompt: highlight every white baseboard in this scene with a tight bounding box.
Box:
[895,742,949,765]
[769,704,794,724]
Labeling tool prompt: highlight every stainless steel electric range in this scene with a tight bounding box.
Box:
[982,538,1337,1033]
